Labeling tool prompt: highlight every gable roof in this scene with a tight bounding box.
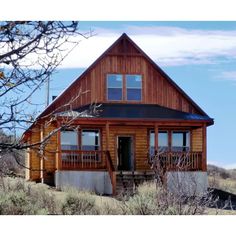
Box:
[38,33,210,119]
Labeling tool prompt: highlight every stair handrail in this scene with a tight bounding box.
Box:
[105,150,116,195]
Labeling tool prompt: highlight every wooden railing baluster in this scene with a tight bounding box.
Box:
[151,151,203,171]
[59,150,108,170]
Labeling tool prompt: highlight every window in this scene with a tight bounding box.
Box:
[107,74,142,101]
[81,130,100,151]
[61,130,78,150]
[149,131,155,155]
[158,131,168,151]
[149,130,168,155]
[172,131,190,152]
[150,130,190,153]
[126,75,142,101]
[107,74,123,101]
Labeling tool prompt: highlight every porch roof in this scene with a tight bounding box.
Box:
[59,103,214,124]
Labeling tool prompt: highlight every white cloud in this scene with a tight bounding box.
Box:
[218,71,236,81]
[2,25,236,69]
[59,26,236,68]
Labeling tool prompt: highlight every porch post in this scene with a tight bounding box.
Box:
[202,123,207,171]
[40,124,44,183]
[56,121,62,170]
[154,123,159,154]
[106,122,110,151]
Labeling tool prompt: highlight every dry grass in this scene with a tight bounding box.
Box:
[208,176,236,194]
[1,164,236,215]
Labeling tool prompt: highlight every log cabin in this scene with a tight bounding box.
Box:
[22,33,214,195]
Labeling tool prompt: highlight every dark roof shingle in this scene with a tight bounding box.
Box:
[73,103,213,124]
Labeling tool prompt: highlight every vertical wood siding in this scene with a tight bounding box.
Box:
[46,44,201,115]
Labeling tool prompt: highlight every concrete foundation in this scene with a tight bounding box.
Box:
[55,171,112,195]
[167,171,208,196]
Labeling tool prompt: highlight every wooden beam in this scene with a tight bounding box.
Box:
[154,124,159,154]
[106,122,110,151]
[107,53,143,57]
[202,124,207,171]
[40,124,44,183]
[60,117,208,127]
[56,121,62,170]
[168,131,172,152]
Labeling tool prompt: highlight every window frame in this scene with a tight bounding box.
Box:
[125,74,142,101]
[149,130,169,154]
[60,129,79,151]
[81,129,101,151]
[106,74,123,101]
[171,131,190,152]
[149,129,191,153]
[106,73,143,102]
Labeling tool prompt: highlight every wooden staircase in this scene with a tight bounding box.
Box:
[115,171,155,195]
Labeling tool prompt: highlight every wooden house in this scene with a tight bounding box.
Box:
[22,33,214,195]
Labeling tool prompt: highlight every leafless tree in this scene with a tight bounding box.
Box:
[0,21,93,172]
[148,150,234,213]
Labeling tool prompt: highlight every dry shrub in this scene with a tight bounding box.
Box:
[121,182,159,215]
[120,181,213,215]
[61,188,98,215]
[0,177,219,215]
[0,177,59,215]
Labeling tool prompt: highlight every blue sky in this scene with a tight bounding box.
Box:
[33,21,236,168]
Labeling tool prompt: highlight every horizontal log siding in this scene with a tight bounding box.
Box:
[43,123,58,172]
[25,148,30,180]
[192,128,203,152]
[103,125,150,170]
[28,126,41,180]
[27,123,58,181]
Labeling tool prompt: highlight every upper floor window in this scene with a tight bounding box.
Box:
[126,75,142,101]
[107,74,142,101]
[107,74,123,101]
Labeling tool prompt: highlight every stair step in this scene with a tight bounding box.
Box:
[115,171,155,194]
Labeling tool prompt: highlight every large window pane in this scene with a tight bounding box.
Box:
[126,75,142,88]
[107,74,122,101]
[149,130,168,155]
[82,130,100,151]
[127,89,141,101]
[172,131,190,151]
[149,131,155,155]
[61,130,78,150]
[107,88,122,100]
[158,131,168,151]
[126,75,142,101]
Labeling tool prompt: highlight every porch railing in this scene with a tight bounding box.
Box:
[150,151,202,171]
[60,150,107,170]
[59,150,116,195]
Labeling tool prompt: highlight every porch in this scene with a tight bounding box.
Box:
[53,119,207,195]
[55,149,204,195]
[58,150,203,172]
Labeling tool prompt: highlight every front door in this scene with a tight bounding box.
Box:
[117,136,133,171]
